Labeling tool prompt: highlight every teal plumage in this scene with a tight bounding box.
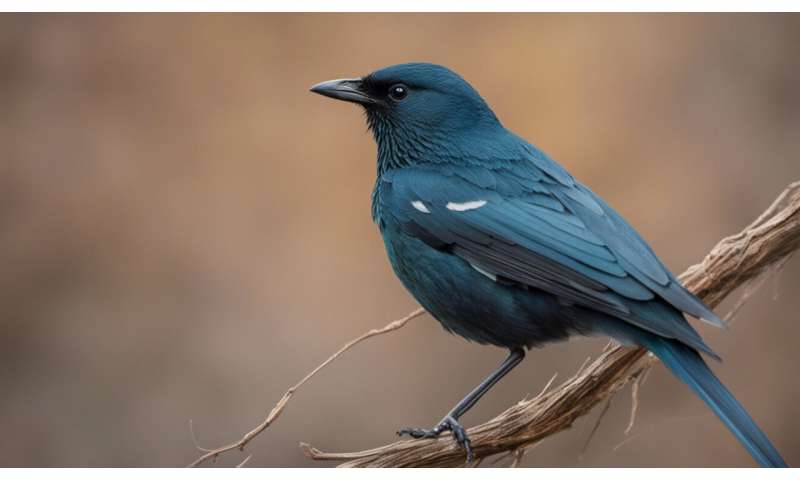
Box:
[311,63,787,467]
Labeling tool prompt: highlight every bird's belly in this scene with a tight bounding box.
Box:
[381,228,584,348]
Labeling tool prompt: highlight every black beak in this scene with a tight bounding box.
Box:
[309,77,378,106]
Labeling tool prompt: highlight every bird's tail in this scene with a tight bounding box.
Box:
[640,335,787,467]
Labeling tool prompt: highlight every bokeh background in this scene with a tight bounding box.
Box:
[1,13,799,468]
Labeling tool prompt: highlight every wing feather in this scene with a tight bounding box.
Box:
[381,164,721,355]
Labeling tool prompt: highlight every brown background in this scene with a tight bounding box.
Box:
[1,13,799,467]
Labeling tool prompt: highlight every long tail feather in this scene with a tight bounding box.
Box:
[641,336,787,467]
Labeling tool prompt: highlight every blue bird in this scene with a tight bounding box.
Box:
[310,63,787,467]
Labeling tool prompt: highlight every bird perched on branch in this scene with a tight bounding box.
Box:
[310,63,787,467]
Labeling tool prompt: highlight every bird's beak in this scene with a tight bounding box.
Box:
[309,77,378,106]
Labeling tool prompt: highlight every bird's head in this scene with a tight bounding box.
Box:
[311,63,506,167]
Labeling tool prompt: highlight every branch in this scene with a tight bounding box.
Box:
[300,180,800,467]
[187,308,426,467]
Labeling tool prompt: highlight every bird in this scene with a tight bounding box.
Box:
[310,62,787,467]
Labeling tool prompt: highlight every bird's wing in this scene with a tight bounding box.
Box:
[547,174,725,329]
[379,162,722,353]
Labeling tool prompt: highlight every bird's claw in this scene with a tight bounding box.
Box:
[397,415,473,462]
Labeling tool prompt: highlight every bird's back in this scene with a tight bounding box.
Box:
[373,135,720,356]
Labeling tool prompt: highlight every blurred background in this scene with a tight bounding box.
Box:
[1,13,799,467]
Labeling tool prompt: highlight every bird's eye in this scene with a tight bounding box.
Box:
[388,84,409,101]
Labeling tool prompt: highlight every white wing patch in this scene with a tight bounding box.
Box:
[469,262,497,282]
[411,200,431,213]
[446,200,487,211]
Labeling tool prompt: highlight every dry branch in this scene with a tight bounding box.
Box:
[299,181,800,467]
[187,308,426,467]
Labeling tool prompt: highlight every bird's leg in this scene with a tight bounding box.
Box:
[397,347,526,462]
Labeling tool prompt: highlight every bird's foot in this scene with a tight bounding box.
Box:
[397,415,473,462]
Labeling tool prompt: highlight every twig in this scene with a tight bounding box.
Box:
[613,413,713,452]
[624,366,650,436]
[187,308,426,467]
[299,180,800,467]
[188,419,212,453]
[536,372,559,399]
[581,398,612,456]
[509,447,526,468]
[493,440,541,466]
[724,255,791,324]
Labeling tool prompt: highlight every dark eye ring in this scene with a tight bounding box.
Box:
[388,84,409,101]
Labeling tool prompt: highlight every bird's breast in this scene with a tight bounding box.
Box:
[378,221,580,348]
